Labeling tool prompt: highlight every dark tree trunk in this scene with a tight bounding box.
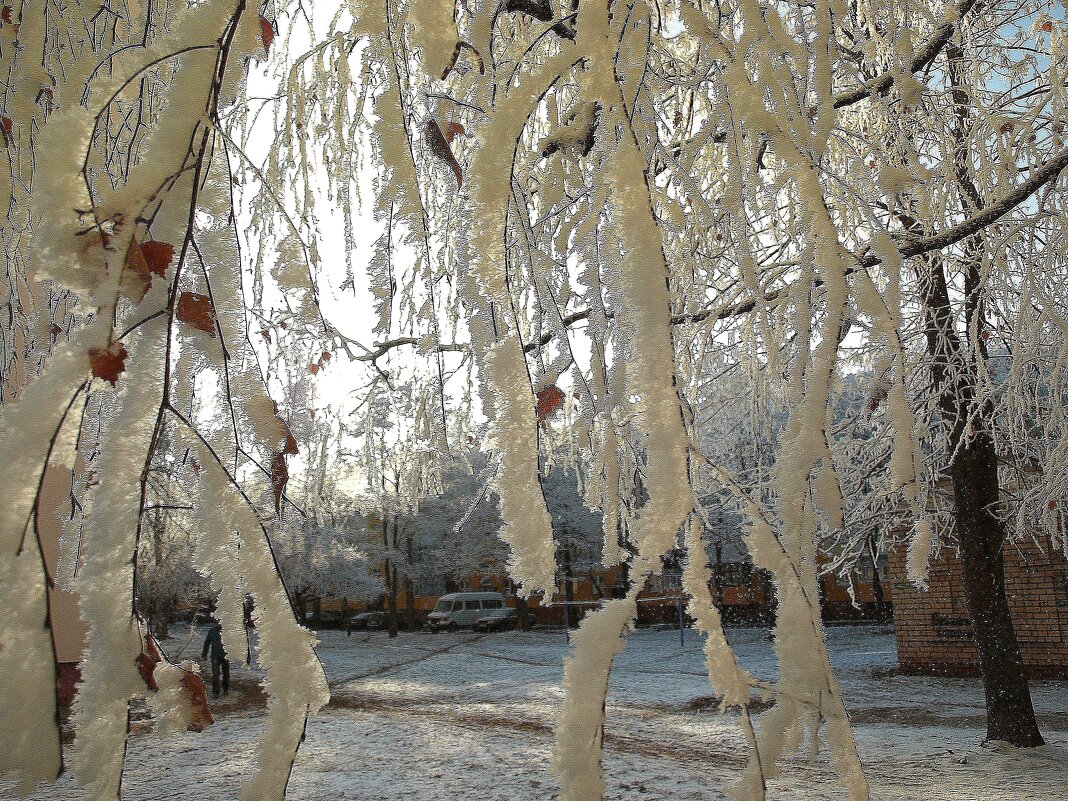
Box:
[910,180,1043,745]
[156,605,171,640]
[405,576,417,632]
[406,529,417,631]
[387,563,399,638]
[759,569,777,629]
[869,564,887,624]
[516,596,530,630]
[713,541,724,608]
[951,432,1043,746]
[387,517,399,638]
[866,535,888,624]
[563,546,576,629]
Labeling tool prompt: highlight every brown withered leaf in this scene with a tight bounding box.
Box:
[181,671,214,732]
[270,451,289,514]
[88,342,129,385]
[443,122,466,143]
[441,40,485,80]
[141,241,175,277]
[121,238,152,304]
[176,292,216,336]
[426,119,463,187]
[282,427,298,456]
[269,421,299,514]
[136,634,162,692]
[536,384,565,427]
[310,351,331,373]
[259,17,274,52]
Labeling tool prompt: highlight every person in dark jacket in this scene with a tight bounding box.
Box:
[201,622,230,698]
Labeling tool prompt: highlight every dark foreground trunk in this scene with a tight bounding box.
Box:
[951,434,1043,746]
[907,158,1044,745]
[931,43,1042,747]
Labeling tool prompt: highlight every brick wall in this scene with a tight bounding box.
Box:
[888,534,1068,678]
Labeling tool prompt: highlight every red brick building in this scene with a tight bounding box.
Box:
[888,534,1068,678]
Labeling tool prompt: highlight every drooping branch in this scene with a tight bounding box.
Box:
[357,337,469,363]
[365,134,1068,367]
[832,0,980,109]
[894,146,1068,260]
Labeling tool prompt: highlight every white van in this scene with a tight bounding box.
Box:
[427,592,507,631]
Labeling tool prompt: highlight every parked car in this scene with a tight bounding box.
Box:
[473,607,517,632]
[349,611,387,630]
[428,592,507,631]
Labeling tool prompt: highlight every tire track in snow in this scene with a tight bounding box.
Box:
[327,633,490,686]
[326,686,1028,794]
[327,688,749,769]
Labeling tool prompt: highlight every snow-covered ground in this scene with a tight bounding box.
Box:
[4,625,1067,800]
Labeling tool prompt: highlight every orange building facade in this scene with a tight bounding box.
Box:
[888,535,1068,678]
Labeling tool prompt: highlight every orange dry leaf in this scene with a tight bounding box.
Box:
[141,240,175,277]
[320,351,331,363]
[444,122,466,143]
[1,116,12,147]
[270,451,289,514]
[176,292,216,336]
[136,635,162,692]
[181,670,214,732]
[270,422,299,514]
[536,384,565,427]
[1,6,11,25]
[88,342,128,385]
[259,16,274,51]
[282,426,298,456]
[309,363,319,375]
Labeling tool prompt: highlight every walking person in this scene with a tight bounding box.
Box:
[201,621,230,698]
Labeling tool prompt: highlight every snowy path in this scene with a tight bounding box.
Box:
[3,626,1066,800]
